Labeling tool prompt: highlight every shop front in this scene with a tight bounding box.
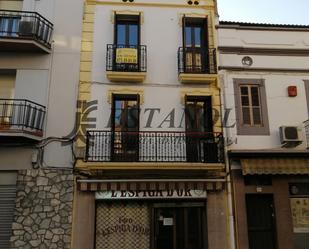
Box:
[230,154,309,249]
[72,179,228,249]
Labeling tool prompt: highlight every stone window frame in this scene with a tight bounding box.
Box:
[233,78,270,135]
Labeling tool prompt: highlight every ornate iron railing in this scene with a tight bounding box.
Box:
[0,10,53,48]
[0,99,46,135]
[106,44,147,72]
[178,47,217,74]
[86,131,224,163]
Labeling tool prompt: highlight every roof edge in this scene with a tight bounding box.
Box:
[218,21,309,30]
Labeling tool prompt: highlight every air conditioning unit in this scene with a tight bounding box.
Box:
[18,21,34,36]
[279,126,302,148]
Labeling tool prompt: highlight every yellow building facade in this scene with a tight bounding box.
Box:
[72,1,230,249]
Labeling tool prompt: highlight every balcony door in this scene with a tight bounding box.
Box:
[0,16,19,37]
[154,204,207,249]
[111,94,140,161]
[185,96,217,163]
[183,17,208,73]
[114,14,140,71]
[0,74,15,127]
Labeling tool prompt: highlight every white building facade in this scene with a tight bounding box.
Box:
[0,0,84,248]
[73,1,231,249]
[218,21,309,249]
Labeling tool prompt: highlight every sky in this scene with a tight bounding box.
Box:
[217,0,309,25]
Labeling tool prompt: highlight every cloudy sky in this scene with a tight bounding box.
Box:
[218,0,309,25]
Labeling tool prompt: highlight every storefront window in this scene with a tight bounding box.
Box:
[289,183,309,249]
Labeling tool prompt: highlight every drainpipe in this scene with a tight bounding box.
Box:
[219,72,236,249]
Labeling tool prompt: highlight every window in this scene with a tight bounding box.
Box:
[240,85,262,126]
[234,79,270,135]
[182,17,208,73]
[115,14,140,47]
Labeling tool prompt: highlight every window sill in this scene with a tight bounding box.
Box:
[237,125,270,136]
[178,73,218,85]
[106,71,146,83]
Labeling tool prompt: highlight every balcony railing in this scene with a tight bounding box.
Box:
[106,44,147,72]
[178,47,217,74]
[0,99,46,136]
[86,131,224,163]
[0,10,53,48]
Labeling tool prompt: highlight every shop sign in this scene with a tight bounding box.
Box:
[95,189,207,200]
[116,48,138,64]
[291,198,309,233]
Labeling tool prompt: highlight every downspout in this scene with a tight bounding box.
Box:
[220,71,236,249]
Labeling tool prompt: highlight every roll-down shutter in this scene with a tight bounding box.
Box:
[0,185,16,249]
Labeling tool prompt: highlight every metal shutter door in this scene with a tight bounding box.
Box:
[96,202,150,249]
[0,185,16,249]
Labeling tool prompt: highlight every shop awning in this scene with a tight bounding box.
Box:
[241,158,309,175]
[77,179,225,192]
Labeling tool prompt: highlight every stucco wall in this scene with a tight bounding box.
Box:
[218,27,309,150]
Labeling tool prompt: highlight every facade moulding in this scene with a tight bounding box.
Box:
[218,46,309,56]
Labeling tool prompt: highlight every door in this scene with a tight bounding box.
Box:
[183,18,208,73]
[114,14,140,71]
[0,74,16,126]
[185,96,217,163]
[111,94,140,161]
[246,194,277,249]
[154,205,207,249]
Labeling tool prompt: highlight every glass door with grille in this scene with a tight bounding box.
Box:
[114,14,140,71]
[154,205,207,249]
[183,18,208,73]
[185,96,216,163]
[111,94,140,161]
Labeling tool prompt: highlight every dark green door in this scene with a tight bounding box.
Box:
[246,194,277,249]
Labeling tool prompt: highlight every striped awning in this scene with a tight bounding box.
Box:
[241,158,309,175]
[77,179,225,192]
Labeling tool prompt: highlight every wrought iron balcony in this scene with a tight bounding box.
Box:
[106,44,147,72]
[178,47,217,74]
[0,99,46,137]
[0,10,53,52]
[86,131,224,163]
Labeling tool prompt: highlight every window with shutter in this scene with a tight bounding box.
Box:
[233,79,270,135]
[240,85,262,126]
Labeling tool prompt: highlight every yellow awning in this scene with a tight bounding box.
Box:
[241,158,309,175]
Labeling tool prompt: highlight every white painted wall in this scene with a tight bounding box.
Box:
[0,0,84,169]
[219,26,309,150]
[219,28,309,50]
[15,70,49,106]
[42,0,84,167]
[92,4,213,85]
[91,2,218,132]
